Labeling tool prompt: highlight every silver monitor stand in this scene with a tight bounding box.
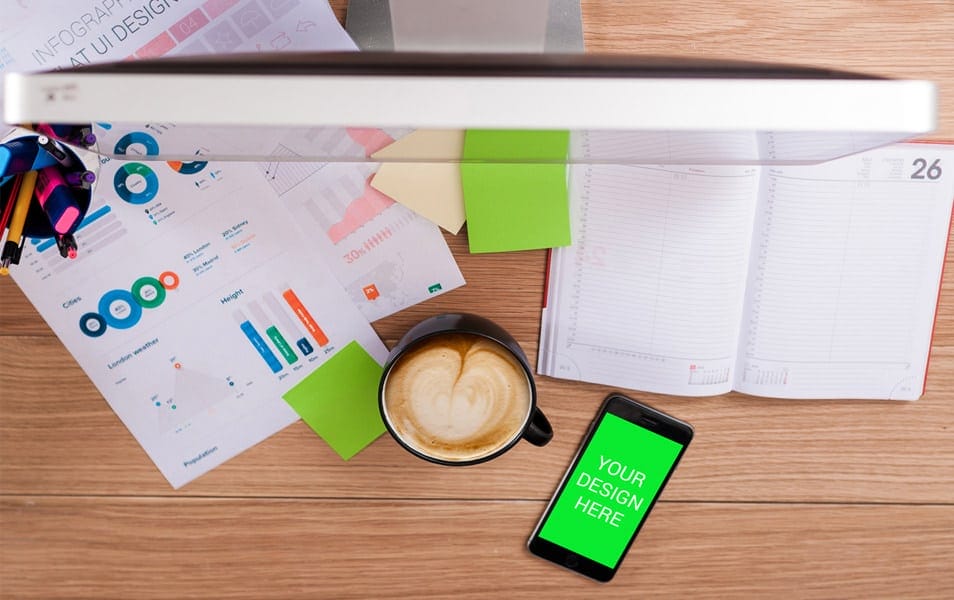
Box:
[345,0,584,53]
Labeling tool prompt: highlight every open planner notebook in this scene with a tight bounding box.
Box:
[539,142,954,400]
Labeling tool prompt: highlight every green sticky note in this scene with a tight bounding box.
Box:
[283,341,385,460]
[461,130,571,253]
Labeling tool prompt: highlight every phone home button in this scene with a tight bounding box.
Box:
[564,553,580,568]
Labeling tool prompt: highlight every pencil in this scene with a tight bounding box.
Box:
[0,169,38,275]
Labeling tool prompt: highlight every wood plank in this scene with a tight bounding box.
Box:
[2,498,952,600]
[581,1,954,140]
[4,334,953,502]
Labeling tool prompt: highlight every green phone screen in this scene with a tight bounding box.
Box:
[537,412,685,568]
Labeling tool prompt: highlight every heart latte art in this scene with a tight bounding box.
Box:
[383,333,533,462]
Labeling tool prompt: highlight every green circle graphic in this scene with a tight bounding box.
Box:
[131,276,167,308]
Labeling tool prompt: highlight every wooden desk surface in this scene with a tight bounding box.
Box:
[2,2,953,598]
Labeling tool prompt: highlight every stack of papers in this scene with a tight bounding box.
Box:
[1,1,465,488]
[6,132,465,487]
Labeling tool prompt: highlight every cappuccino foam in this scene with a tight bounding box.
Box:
[382,333,533,462]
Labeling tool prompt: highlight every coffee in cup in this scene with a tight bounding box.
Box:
[379,314,552,465]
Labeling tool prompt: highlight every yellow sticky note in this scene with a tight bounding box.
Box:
[371,130,466,233]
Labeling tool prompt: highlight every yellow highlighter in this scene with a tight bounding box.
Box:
[1,169,39,274]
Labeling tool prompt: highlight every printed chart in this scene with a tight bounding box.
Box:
[233,286,329,374]
[1,0,394,488]
[11,153,388,488]
[258,144,327,196]
[307,171,394,244]
[278,161,465,321]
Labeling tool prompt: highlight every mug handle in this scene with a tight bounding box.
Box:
[523,407,553,447]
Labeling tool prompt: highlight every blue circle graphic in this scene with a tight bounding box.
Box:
[98,289,143,330]
[113,131,160,156]
[114,162,159,204]
[79,312,108,337]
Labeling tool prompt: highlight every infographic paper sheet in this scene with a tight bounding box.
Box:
[0,0,356,107]
[10,150,388,488]
[2,1,466,485]
[271,157,466,322]
[2,1,465,321]
[90,123,466,321]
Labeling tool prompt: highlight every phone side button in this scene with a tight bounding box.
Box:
[564,553,580,568]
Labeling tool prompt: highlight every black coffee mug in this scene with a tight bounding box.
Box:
[379,313,552,465]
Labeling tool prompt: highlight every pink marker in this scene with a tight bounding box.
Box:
[35,166,82,234]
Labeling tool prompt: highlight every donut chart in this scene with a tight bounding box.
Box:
[159,271,180,289]
[98,289,144,330]
[79,313,108,337]
[167,159,207,174]
[79,271,179,337]
[131,276,167,309]
[113,131,160,156]
[114,162,160,204]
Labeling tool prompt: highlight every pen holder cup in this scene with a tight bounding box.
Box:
[1,135,92,240]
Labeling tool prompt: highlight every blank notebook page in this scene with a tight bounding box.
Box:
[736,145,954,399]
[539,149,760,396]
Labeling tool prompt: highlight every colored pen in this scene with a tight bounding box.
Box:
[75,127,97,148]
[65,169,96,189]
[0,137,60,177]
[0,169,37,273]
[35,165,82,234]
[36,123,97,148]
[0,174,22,235]
[36,135,74,168]
[36,123,69,139]
[56,232,78,259]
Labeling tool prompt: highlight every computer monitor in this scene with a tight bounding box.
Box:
[2,51,936,164]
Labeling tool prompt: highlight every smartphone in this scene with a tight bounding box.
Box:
[527,393,693,582]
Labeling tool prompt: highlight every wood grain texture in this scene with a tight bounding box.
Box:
[2,498,953,600]
[2,1,954,598]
